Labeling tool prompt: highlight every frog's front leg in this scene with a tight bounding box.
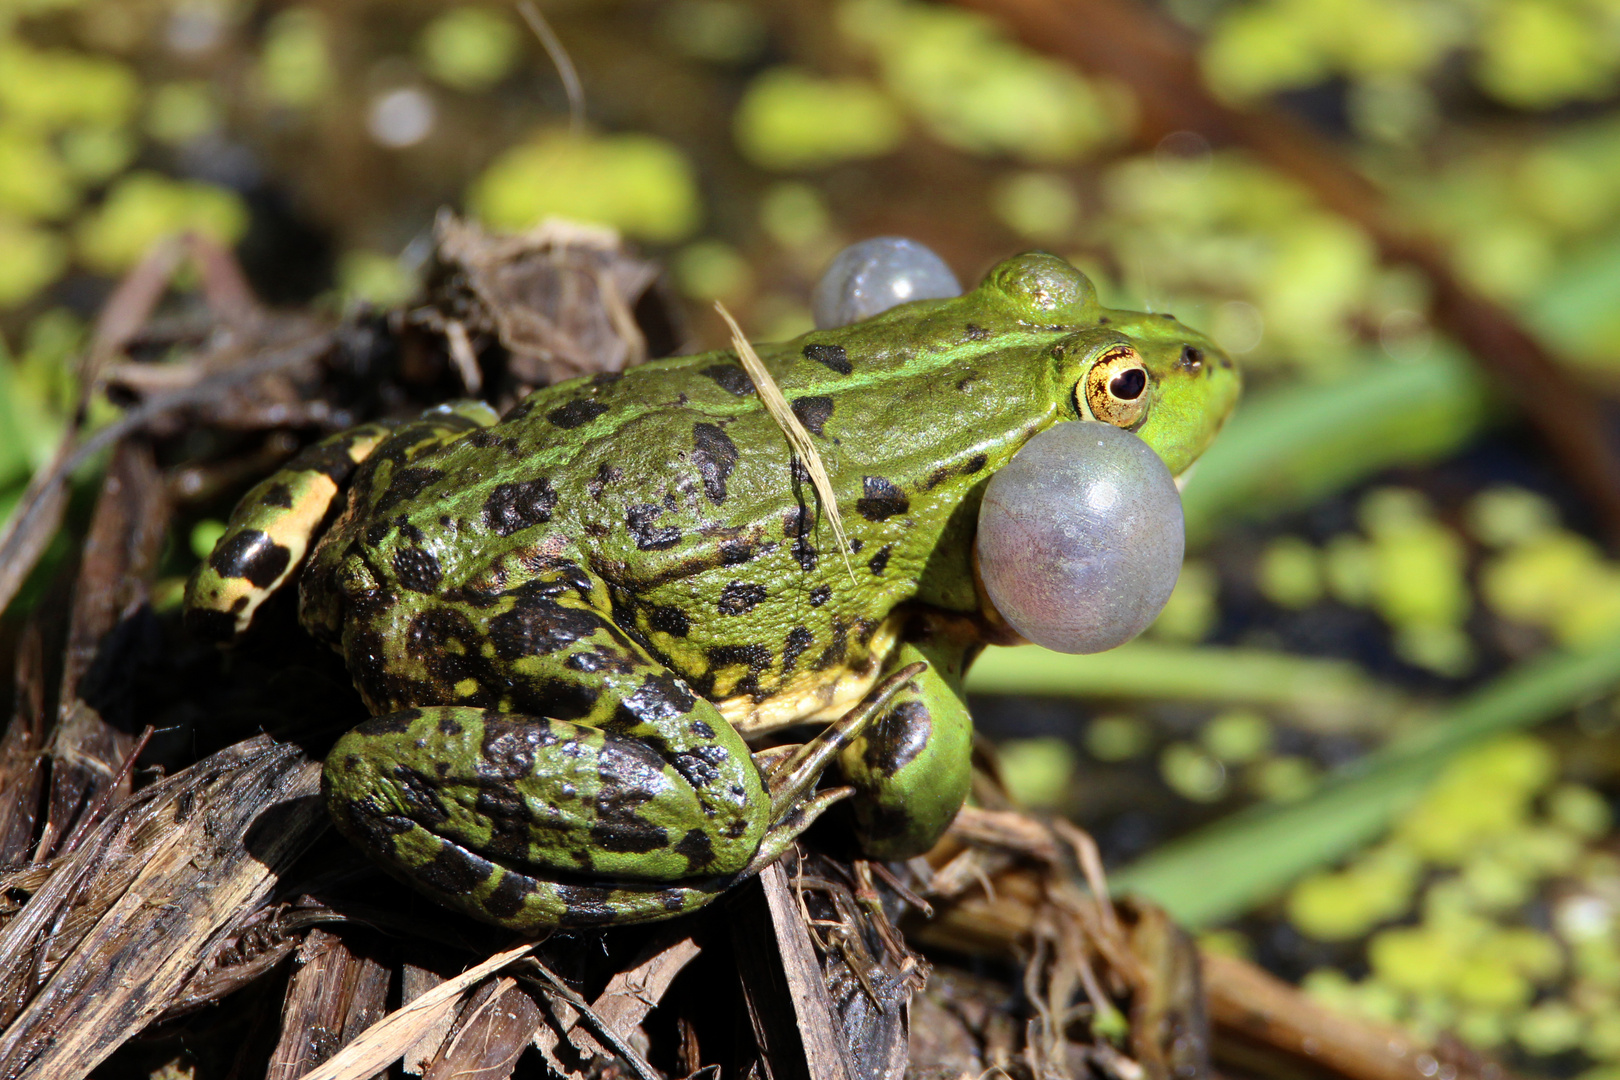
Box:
[321,580,913,930]
[837,623,978,860]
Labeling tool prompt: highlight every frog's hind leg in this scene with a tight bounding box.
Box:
[184,423,395,642]
[321,574,923,930]
[836,628,978,860]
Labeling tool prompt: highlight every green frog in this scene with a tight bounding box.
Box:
[185,252,1238,930]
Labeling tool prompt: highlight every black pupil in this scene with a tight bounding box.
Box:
[1110,367,1146,400]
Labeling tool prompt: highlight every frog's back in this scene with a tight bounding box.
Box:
[331,310,1056,710]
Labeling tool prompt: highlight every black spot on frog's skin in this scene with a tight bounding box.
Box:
[809,585,831,607]
[547,399,610,429]
[718,581,766,616]
[674,828,715,872]
[626,504,681,550]
[392,765,454,826]
[591,819,669,854]
[1178,344,1204,372]
[689,718,716,739]
[803,342,851,375]
[648,604,691,637]
[1098,316,1111,324]
[618,673,697,726]
[376,466,444,515]
[812,622,849,671]
[355,709,422,737]
[863,700,932,775]
[783,506,817,572]
[719,537,755,565]
[849,537,863,554]
[691,423,738,505]
[483,478,558,536]
[588,462,623,499]
[964,324,990,341]
[702,364,755,396]
[480,718,552,778]
[482,871,539,919]
[855,476,909,521]
[711,643,772,673]
[438,715,463,736]
[210,529,291,588]
[488,596,605,660]
[557,884,618,926]
[263,482,293,509]
[672,744,730,789]
[592,371,623,386]
[393,547,443,593]
[868,544,893,575]
[790,396,834,437]
[289,436,368,483]
[415,844,494,897]
[783,626,814,673]
[924,452,989,491]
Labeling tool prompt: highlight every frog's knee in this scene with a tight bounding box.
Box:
[840,698,973,860]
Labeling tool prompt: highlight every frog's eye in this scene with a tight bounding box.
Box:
[1080,346,1151,428]
[812,237,962,330]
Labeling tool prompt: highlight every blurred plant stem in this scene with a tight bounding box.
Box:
[1108,630,1620,926]
[1179,348,1492,545]
[966,642,1401,730]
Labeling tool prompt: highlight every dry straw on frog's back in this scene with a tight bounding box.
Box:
[714,302,858,585]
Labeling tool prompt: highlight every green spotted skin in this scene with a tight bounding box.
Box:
[184,253,1240,931]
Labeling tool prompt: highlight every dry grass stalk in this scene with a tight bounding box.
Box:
[714,302,858,585]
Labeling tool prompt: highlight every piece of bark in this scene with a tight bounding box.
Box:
[558,933,702,1061]
[953,0,1620,544]
[420,975,543,1080]
[0,622,48,865]
[35,440,169,861]
[268,928,393,1080]
[0,737,325,1080]
[428,212,676,385]
[731,862,854,1080]
[290,942,541,1080]
[400,964,454,1076]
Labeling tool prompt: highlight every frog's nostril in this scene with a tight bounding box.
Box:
[1111,367,1147,400]
[1179,345,1204,371]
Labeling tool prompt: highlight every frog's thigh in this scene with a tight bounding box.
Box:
[322,703,770,929]
[837,637,975,860]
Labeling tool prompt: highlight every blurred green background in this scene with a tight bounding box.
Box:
[7,0,1620,1072]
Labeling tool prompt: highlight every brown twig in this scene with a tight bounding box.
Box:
[954,0,1620,544]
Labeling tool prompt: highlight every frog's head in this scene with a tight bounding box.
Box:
[973,253,1241,476]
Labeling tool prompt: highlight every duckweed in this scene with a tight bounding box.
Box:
[1159,741,1227,802]
[733,68,905,171]
[417,7,520,93]
[997,737,1077,809]
[1084,714,1152,762]
[75,172,249,274]
[470,130,701,242]
[1256,535,1323,610]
